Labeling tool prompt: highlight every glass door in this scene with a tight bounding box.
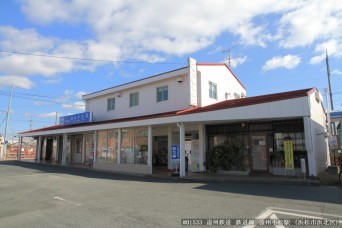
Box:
[251,135,268,171]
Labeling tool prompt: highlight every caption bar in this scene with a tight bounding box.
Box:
[181,219,341,226]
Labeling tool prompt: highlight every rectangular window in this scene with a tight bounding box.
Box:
[209,81,217,99]
[130,92,139,107]
[121,129,134,164]
[107,98,115,111]
[156,86,168,102]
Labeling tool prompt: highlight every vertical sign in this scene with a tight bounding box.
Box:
[188,57,198,106]
[171,144,180,163]
[284,137,294,169]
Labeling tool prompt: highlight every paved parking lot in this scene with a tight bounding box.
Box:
[0,161,341,227]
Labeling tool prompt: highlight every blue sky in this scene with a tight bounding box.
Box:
[0,0,341,138]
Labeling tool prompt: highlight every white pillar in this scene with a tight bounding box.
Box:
[37,136,42,162]
[148,126,153,175]
[178,122,186,177]
[62,133,68,165]
[304,117,317,176]
[117,129,121,164]
[81,134,86,164]
[18,137,23,161]
[56,136,60,162]
[198,123,205,172]
[167,126,173,170]
[93,131,97,163]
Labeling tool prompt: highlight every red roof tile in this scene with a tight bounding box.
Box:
[19,88,316,135]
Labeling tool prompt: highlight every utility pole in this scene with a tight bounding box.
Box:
[1,84,14,159]
[29,116,33,130]
[326,50,335,135]
[55,112,58,125]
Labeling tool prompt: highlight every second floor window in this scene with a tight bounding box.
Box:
[209,81,217,99]
[107,98,115,111]
[157,86,168,102]
[130,92,139,107]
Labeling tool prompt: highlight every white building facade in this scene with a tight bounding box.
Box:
[17,58,329,177]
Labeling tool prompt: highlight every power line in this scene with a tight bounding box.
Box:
[0,50,184,65]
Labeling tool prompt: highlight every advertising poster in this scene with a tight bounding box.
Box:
[284,137,294,169]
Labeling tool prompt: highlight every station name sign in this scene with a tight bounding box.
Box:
[59,112,92,125]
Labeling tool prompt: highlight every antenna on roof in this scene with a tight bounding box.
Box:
[222,45,236,68]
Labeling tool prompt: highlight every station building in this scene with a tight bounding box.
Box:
[17,58,329,177]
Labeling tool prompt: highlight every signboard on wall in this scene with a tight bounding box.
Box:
[59,112,92,125]
[171,144,180,163]
[284,137,294,169]
[188,57,198,106]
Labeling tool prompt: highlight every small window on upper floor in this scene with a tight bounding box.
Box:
[157,86,168,102]
[107,98,115,111]
[130,92,139,107]
[209,81,217,99]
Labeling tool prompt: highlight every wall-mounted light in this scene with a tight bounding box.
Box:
[117,93,121,97]
[176,77,183,83]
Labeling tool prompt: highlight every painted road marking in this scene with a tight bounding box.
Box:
[54,196,82,206]
[243,207,342,228]
[54,196,65,201]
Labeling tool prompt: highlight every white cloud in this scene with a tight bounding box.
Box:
[262,55,301,71]
[37,112,58,118]
[75,91,87,99]
[18,0,298,57]
[225,56,248,68]
[64,90,74,95]
[332,70,342,75]
[6,0,339,76]
[44,77,63,84]
[279,0,342,48]
[0,76,34,89]
[0,26,54,52]
[62,101,85,111]
[310,40,342,64]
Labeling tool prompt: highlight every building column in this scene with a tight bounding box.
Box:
[167,126,173,170]
[81,134,86,164]
[93,131,98,163]
[117,129,121,164]
[148,126,153,175]
[198,123,205,172]
[178,122,186,177]
[18,137,23,161]
[55,136,60,162]
[303,117,317,176]
[61,133,68,165]
[37,136,42,162]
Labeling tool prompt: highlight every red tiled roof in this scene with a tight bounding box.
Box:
[177,88,317,115]
[19,88,316,135]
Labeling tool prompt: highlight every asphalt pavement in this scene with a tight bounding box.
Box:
[0,161,341,228]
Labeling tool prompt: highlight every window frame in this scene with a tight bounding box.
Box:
[156,86,168,102]
[129,92,139,107]
[209,81,217,99]
[107,97,116,111]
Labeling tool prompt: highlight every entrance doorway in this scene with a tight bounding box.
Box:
[71,136,83,163]
[251,135,268,172]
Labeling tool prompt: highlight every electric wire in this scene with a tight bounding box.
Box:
[0,50,184,65]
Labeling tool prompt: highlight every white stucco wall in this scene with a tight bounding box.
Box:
[86,74,189,121]
[304,91,328,176]
[197,64,246,107]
